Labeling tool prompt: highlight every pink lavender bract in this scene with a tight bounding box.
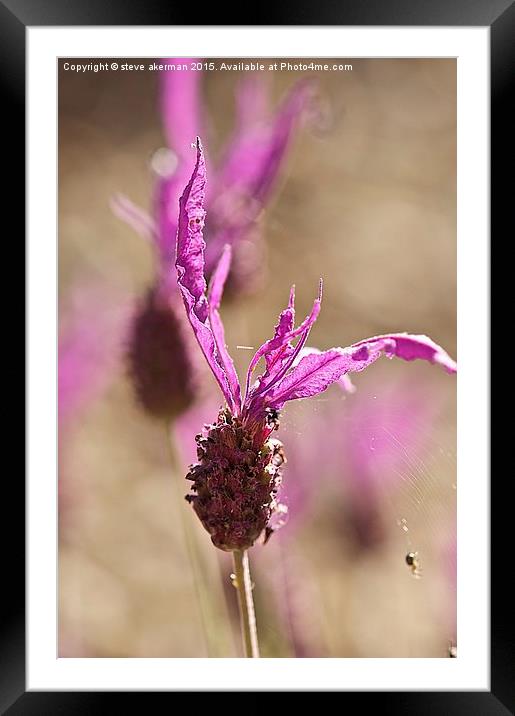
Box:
[176,139,457,551]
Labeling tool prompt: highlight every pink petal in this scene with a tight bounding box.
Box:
[208,245,242,412]
[265,349,356,408]
[290,345,356,394]
[265,333,456,409]
[245,287,296,388]
[351,333,457,374]
[207,243,232,311]
[175,139,238,412]
[176,138,209,322]
[244,282,322,399]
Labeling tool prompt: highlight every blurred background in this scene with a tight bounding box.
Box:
[58,57,456,658]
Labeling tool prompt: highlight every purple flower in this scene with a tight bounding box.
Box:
[177,140,457,552]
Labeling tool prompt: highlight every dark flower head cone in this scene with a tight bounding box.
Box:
[186,408,286,551]
[127,288,199,419]
[175,139,457,552]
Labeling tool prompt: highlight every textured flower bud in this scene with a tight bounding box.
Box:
[185,408,286,551]
[127,288,198,419]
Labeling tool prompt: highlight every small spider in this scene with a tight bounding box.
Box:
[405,551,422,578]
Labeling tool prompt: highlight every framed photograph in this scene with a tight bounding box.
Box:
[7,0,503,711]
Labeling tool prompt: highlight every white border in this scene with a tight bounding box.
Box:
[28,27,489,690]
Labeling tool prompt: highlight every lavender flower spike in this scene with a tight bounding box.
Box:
[178,140,457,552]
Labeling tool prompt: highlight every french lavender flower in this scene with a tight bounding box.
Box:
[176,139,457,555]
[112,63,319,419]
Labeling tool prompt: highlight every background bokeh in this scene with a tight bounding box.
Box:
[58,58,456,658]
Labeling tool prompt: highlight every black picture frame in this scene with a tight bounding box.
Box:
[7,0,504,712]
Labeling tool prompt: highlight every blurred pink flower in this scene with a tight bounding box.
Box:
[339,378,439,549]
[58,288,130,528]
[278,376,444,552]
[113,59,321,297]
[59,289,129,428]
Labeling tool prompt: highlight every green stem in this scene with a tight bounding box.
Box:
[232,549,260,658]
